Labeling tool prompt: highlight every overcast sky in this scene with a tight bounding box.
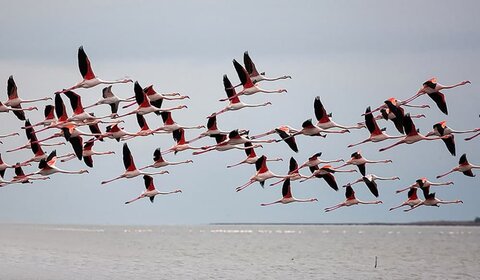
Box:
[0,0,479,225]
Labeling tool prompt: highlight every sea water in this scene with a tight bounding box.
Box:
[0,224,478,279]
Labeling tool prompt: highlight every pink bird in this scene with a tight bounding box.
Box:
[140,147,193,170]
[389,188,423,211]
[101,143,169,185]
[324,185,382,212]
[403,192,463,212]
[337,151,392,176]
[125,175,182,204]
[219,59,287,102]
[235,155,290,192]
[4,76,50,120]
[300,165,357,191]
[227,142,282,169]
[436,153,480,179]
[260,178,317,206]
[28,150,89,176]
[395,178,453,194]
[61,138,115,167]
[314,96,361,131]
[84,86,135,118]
[122,84,189,111]
[56,46,132,93]
[10,164,50,184]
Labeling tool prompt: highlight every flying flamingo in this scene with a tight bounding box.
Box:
[104,124,139,142]
[35,93,77,133]
[28,150,89,176]
[122,84,189,112]
[125,175,182,204]
[260,178,317,206]
[210,75,272,117]
[122,114,168,140]
[161,128,205,155]
[115,81,187,118]
[193,135,263,156]
[63,90,111,123]
[156,111,205,133]
[314,96,362,131]
[300,165,357,191]
[0,100,37,119]
[437,153,480,179]
[395,178,454,194]
[250,125,299,152]
[101,143,169,185]
[139,148,193,170]
[402,77,471,114]
[293,152,344,174]
[279,119,349,143]
[324,185,383,212]
[55,46,133,93]
[403,192,463,212]
[357,106,426,133]
[84,85,135,117]
[235,155,290,192]
[22,105,57,129]
[366,96,430,118]
[10,164,50,184]
[389,188,423,211]
[344,174,400,197]
[219,59,287,102]
[199,130,274,152]
[227,142,282,168]
[61,138,115,167]
[4,76,51,120]
[0,153,30,178]
[337,151,392,176]
[426,120,480,154]
[242,51,292,85]
[269,157,309,186]
[188,115,245,143]
[379,114,453,153]
[348,107,404,148]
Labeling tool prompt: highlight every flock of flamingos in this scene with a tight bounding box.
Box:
[0,46,478,212]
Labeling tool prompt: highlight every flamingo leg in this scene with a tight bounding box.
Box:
[235,180,255,192]
[101,175,125,185]
[226,159,248,168]
[325,202,346,212]
[260,200,282,206]
[125,195,144,204]
[379,140,406,152]
[389,202,407,211]
[348,138,371,148]
[436,169,456,179]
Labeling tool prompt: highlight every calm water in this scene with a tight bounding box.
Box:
[0,224,478,279]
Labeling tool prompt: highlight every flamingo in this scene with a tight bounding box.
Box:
[101,143,169,185]
[35,93,77,133]
[61,138,115,167]
[55,46,133,93]
[63,90,110,123]
[403,192,463,212]
[188,115,238,143]
[156,111,205,133]
[242,51,292,85]
[139,148,193,170]
[437,153,480,179]
[366,96,430,119]
[122,114,168,140]
[314,96,362,131]
[235,155,290,192]
[210,75,272,117]
[250,125,299,152]
[347,107,404,148]
[115,81,187,118]
[227,142,282,168]
[389,188,423,211]
[84,85,135,117]
[279,119,350,143]
[261,178,317,206]
[219,59,287,102]
[4,76,50,120]
[300,165,357,191]
[269,157,309,186]
[161,128,204,155]
[193,135,263,156]
[104,124,139,142]
[379,114,453,153]
[402,77,471,114]
[324,185,383,212]
[122,84,189,111]
[0,100,37,118]
[344,174,400,197]
[337,151,392,176]
[426,120,480,154]
[10,164,50,184]
[22,105,57,129]
[293,152,344,173]
[28,150,89,176]
[220,129,275,146]
[0,153,30,178]
[125,175,182,204]
[395,178,454,194]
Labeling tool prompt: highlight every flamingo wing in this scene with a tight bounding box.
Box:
[69,136,83,160]
[275,128,298,153]
[463,169,474,177]
[64,91,84,114]
[427,92,448,115]
[78,46,96,80]
[345,185,355,199]
[402,114,416,136]
[255,155,267,172]
[54,93,68,120]
[314,96,329,123]
[244,142,255,157]
[11,105,26,121]
[362,176,379,197]
[459,153,468,165]
[322,173,339,191]
[223,75,240,103]
[134,81,147,106]
[441,135,456,156]
[243,51,260,77]
[288,157,298,173]
[282,178,292,198]
[357,164,366,176]
[7,76,18,99]
[102,86,113,98]
[122,143,136,171]
[83,155,93,168]
[153,148,163,163]
[364,106,381,134]
[44,105,55,119]
[143,175,156,191]
[233,59,254,88]
[206,115,218,131]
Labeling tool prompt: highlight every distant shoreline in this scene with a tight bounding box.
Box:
[211,221,480,227]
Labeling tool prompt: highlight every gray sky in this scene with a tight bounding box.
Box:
[0,0,479,225]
